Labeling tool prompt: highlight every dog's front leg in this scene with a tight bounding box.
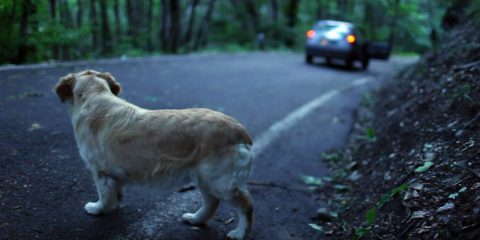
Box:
[85,173,123,215]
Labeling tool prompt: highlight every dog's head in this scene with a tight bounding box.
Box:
[54,69,121,103]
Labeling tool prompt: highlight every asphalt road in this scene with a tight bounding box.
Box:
[0,52,415,240]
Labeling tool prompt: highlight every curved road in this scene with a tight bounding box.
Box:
[0,52,414,240]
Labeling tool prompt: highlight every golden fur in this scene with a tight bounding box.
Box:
[54,69,253,240]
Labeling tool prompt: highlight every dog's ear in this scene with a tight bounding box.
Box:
[98,72,121,96]
[54,74,75,103]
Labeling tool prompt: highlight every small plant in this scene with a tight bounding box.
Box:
[353,183,409,239]
[300,175,323,186]
[320,152,342,162]
[361,93,374,108]
[364,127,377,142]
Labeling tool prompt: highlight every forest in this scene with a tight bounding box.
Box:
[0,0,449,64]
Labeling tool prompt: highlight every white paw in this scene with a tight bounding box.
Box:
[84,202,103,215]
[227,229,246,240]
[181,213,202,225]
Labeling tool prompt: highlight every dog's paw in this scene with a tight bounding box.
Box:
[226,229,246,240]
[84,202,103,215]
[181,213,203,225]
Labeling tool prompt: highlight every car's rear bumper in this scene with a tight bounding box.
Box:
[305,46,354,60]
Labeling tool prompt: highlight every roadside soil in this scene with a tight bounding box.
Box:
[312,8,480,240]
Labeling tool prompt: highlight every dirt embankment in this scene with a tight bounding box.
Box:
[313,3,480,240]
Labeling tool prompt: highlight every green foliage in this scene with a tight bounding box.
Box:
[353,183,409,239]
[320,152,342,162]
[361,93,374,108]
[300,175,323,186]
[0,0,451,64]
[366,207,377,225]
[354,226,370,240]
[378,183,409,208]
[414,161,434,173]
[364,127,377,142]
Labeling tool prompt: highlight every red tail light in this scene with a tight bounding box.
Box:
[306,30,315,38]
[346,34,356,44]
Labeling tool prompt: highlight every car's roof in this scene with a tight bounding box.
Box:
[315,20,354,28]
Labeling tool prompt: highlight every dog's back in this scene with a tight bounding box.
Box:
[55,70,254,240]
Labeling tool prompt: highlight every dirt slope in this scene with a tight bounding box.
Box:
[314,5,480,240]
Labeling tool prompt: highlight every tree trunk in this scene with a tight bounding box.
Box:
[168,0,181,53]
[230,0,251,36]
[184,0,199,48]
[60,0,74,60]
[146,0,153,52]
[194,0,216,50]
[159,0,169,51]
[113,0,121,44]
[244,0,259,34]
[99,0,112,55]
[90,0,99,51]
[15,0,34,63]
[126,0,138,46]
[49,0,59,60]
[270,0,278,24]
[76,0,83,27]
[388,0,400,49]
[6,0,18,38]
[315,0,324,19]
[364,1,376,40]
[285,0,299,47]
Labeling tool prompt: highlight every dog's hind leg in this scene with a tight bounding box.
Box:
[182,185,220,225]
[226,187,253,240]
[84,172,123,215]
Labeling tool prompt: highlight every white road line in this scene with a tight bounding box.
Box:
[119,75,375,239]
[252,76,375,157]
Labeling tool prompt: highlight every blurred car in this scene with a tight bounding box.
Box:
[305,20,390,69]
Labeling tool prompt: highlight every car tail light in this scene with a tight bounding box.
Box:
[346,34,356,44]
[306,30,315,38]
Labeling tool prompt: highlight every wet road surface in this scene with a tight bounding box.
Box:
[0,52,415,239]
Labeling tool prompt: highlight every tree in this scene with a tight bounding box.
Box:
[76,0,83,27]
[146,0,153,52]
[99,0,112,55]
[184,0,199,49]
[168,0,181,53]
[112,0,121,43]
[285,0,299,47]
[159,0,168,51]
[60,0,74,59]
[194,0,216,50]
[90,0,99,50]
[15,0,35,63]
[49,0,59,59]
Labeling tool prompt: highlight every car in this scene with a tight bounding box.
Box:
[305,20,390,70]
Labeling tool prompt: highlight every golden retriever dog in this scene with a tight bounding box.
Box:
[54,70,253,240]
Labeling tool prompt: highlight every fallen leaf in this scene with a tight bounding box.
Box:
[28,123,43,131]
[411,182,424,190]
[300,175,323,186]
[308,223,323,232]
[437,202,454,212]
[334,184,349,192]
[348,171,362,181]
[411,210,427,219]
[415,161,433,173]
[448,187,467,199]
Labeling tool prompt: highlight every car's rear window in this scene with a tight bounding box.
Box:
[315,22,351,34]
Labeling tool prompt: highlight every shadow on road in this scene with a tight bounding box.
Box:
[305,59,365,72]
